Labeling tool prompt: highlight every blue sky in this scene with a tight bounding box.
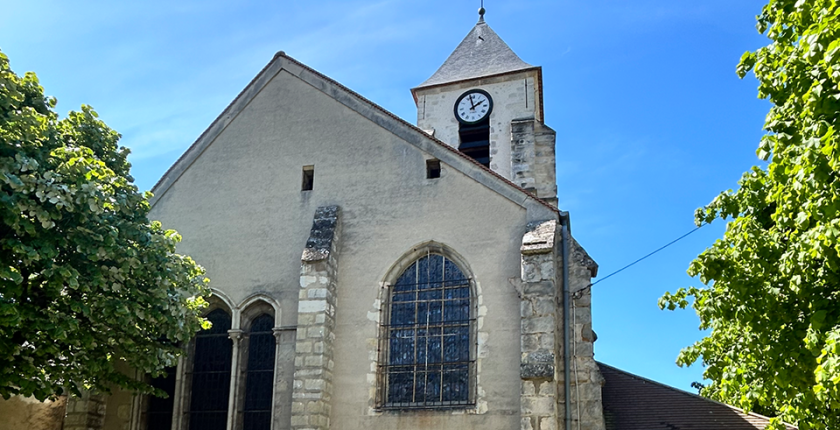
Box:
[1,0,771,393]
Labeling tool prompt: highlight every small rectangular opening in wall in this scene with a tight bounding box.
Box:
[301,165,314,191]
[426,159,441,179]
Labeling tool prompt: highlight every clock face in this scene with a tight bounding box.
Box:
[454,89,493,124]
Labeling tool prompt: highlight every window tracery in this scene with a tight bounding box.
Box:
[379,253,474,409]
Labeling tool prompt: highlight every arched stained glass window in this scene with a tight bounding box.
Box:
[243,314,276,430]
[189,309,232,430]
[381,253,473,408]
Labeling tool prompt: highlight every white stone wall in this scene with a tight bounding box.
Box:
[145,67,541,430]
[414,69,541,180]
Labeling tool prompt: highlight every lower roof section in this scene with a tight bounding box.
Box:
[598,362,797,430]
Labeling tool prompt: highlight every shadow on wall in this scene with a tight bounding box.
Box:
[0,395,67,430]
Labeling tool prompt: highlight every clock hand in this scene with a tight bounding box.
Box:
[468,95,479,110]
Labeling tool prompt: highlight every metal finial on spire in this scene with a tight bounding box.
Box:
[478,0,485,22]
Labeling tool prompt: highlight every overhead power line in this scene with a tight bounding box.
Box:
[573,225,705,298]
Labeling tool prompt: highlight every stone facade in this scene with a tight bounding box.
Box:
[64,392,106,430]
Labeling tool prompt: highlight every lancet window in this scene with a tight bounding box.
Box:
[188,308,233,430]
[242,313,276,430]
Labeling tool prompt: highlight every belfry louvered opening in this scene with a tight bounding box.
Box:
[378,253,476,409]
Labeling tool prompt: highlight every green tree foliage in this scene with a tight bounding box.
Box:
[661,1,840,428]
[0,51,209,401]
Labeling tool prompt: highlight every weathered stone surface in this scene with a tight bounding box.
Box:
[555,234,606,430]
[511,119,558,205]
[521,362,555,380]
[521,396,556,416]
[571,237,598,278]
[521,220,556,255]
[519,350,556,380]
[522,281,555,297]
[0,396,66,430]
[520,224,562,430]
[523,316,555,334]
[63,393,105,430]
[301,206,340,262]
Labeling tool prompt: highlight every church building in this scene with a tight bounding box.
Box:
[118,9,605,430]
[1,9,793,430]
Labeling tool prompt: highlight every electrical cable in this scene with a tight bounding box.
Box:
[573,224,704,298]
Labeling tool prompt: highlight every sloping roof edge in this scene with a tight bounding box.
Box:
[149,52,559,220]
[597,362,798,430]
[412,66,541,93]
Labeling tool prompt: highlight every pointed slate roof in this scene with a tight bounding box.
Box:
[416,18,534,88]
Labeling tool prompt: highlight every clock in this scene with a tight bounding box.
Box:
[454,89,493,124]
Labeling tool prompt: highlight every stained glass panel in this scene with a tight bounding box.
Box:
[382,254,473,408]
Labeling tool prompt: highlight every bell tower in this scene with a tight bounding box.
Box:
[411,9,558,206]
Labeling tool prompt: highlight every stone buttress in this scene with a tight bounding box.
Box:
[518,220,604,430]
[291,206,341,430]
[63,393,106,430]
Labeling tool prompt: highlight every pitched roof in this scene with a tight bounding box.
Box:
[415,19,534,89]
[599,362,797,430]
[149,52,558,221]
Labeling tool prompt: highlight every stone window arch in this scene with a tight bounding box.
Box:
[378,244,476,409]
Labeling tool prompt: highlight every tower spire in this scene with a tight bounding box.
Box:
[478,0,485,22]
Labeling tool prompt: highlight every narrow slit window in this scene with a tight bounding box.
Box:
[426,160,441,179]
[301,166,314,191]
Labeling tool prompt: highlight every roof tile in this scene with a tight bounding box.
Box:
[599,362,796,430]
[417,20,533,88]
